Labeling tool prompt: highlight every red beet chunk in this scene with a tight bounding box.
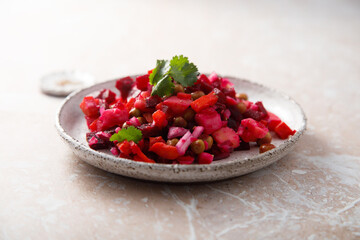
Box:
[255,101,268,118]
[243,109,266,121]
[163,96,192,115]
[136,74,149,91]
[80,96,100,118]
[145,95,162,108]
[237,118,268,142]
[96,89,116,105]
[116,76,134,101]
[138,123,162,138]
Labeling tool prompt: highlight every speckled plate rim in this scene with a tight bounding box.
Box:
[55,75,307,182]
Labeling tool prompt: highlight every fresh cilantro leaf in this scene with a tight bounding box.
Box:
[149,60,170,85]
[148,55,199,97]
[110,126,142,143]
[151,75,174,97]
[169,55,199,87]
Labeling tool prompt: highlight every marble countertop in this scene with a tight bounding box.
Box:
[1,0,359,239]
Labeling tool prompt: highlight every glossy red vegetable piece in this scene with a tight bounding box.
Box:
[274,122,296,139]
[177,156,194,164]
[149,142,180,160]
[195,108,222,135]
[266,112,282,131]
[152,110,167,128]
[116,76,134,101]
[117,140,132,156]
[80,96,100,117]
[130,141,155,163]
[149,136,165,148]
[198,152,214,164]
[96,89,116,104]
[163,96,192,115]
[136,74,149,91]
[237,118,268,142]
[190,92,218,113]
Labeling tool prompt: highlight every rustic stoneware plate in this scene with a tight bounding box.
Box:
[56,76,306,182]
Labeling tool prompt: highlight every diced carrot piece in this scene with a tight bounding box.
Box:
[117,140,132,156]
[149,142,180,160]
[177,92,192,100]
[152,110,167,128]
[130,141,155,163]
[190,92,218,112]
[149,136,165,148]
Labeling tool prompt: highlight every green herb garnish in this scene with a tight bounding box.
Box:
[110,126,143,143]
[149,55,199,97]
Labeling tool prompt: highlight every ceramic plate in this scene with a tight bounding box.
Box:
[55,76,306,182]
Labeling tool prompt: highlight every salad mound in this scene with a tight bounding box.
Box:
[80,55,296,164]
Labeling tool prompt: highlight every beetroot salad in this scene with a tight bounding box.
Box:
[80,55,296,164]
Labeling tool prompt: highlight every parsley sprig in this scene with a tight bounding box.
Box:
[110,126,142,143]
[149,55,199,97]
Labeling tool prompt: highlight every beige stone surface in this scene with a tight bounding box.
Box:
[1,0,359,239]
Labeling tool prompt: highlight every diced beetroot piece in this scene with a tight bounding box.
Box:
[128,117,141,127]
[266,112,282,131]
[88,132,111,150]
[235,141,251,151]
[212,127,240,149]
[80,96,100,118]
[99,108,129,130]
[220,78,234,89]
[163,96,192,115]
[167,127,188,139]
[152,110,168,128]
[110,147,120,156]
[115,76,134,101]
[138,123,161,138]
[177,92,192,100]
[134,99,147,112]
[197,74,211,85]
[145,95,162,108]
[249,104,259,111]
[149,142,180,160]
[96,89,116,104]
[198,152,214,164]
[243,109,266,121]
[212,88,226,104]
[274,121,296,139]
[208,72,219,83]
[135,74,149,91]
[237,118,269,142]
[149,136,165,148]
[177,156,194,164]
[85,115,98,127]
[195,74,214,94]
[225,96,237,106]
[210,144,231,160]
[176,131,195,156]
[222,109,231,120]
[255,101,268,117]
[195,108,222,134]
[190,92,218,113]
[227,118,239,131]
[191,126,204,139]
[222,87,236,99]
[95,131,112,141]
